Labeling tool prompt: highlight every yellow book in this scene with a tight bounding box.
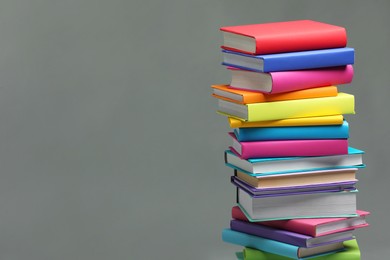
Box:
[217,93,354,122]
[227,115,344,128]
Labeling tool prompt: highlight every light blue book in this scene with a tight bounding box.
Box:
[234,121,349,142]
[224,147,365,176]
[222,229,345,260]
[222,48,354,72]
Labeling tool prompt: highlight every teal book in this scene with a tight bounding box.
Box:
[233,120,349,142]
[222,229,344,260]
[224,147,365,176]
[241,239,360,260]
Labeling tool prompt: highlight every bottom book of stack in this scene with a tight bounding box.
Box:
[235,239,361,260]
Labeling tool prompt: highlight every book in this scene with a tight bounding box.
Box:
[220,20,347,55]
[228,65,353,94]
[233,168,358,189]
[222,229,345,259]
[218,92,355,122]
[227,115,344,128]
[231,206,370,237]
[211,85,338,104]
[224,147,365,175]
[232,177,357,196]
[230,220,354,248]
[237,188,357,221]
[230,133,348,159]
[241,239,361,260]
[233,120,349,141]
[222,48,354,72]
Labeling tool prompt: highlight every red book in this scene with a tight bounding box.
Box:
[232,206,370,237]
[220,20,347,55]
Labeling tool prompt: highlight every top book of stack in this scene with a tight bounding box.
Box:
[220,20,347,55]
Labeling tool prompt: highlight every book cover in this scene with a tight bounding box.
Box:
[222,229,344,259]
[232,206,370,237]
[211,85,338,104]
[222,48,354,72]
[227,115,344,128]
[230,133,348,159]
[220,20,347,55]
[224,147,365,175]
[218,92,355,122]
[233,120,349,141]
[230,220,354,248]
[242,239,360,260]
[228,65,353,94]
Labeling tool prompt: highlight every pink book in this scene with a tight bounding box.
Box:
[228,65,353,94]
[232,206,370,237]
[229,133,348,159]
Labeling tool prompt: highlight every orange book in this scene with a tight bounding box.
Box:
[211,85,338,104]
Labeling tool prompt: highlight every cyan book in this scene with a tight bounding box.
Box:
[224,147,365,176]
[222,229,345,259]
[233,120,349,142]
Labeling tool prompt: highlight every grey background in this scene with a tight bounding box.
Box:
[0,0,387,259]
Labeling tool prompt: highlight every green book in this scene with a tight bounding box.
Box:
[242,239,360,260]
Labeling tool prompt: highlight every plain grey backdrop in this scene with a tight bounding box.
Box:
[0,0,388,259]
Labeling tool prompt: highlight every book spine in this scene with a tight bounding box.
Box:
[235,121,349,141]
[239,139,348,159]
[247,93,355,122]
[222,229,300,259]
[263,48,354,72]
[231,220,310,247]
[270,65,353,94]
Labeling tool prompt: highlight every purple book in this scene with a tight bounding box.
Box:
[230,220,354,248]
[231,176,357,197]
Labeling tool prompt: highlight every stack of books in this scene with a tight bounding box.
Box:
[212,20,370,259]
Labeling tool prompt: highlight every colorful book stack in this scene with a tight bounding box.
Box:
[211,20,370,259]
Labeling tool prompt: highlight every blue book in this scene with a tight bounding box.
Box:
[222,229,345,260]
[224,147,365,176]
[233,120,349,142]
[222,47,354,72]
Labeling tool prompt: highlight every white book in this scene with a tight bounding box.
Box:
[238,188,357,222]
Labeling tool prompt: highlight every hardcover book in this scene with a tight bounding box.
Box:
[224,147,364,175]
[227,115,344,128]
[220,20,347,55]
[230,220,354,248]
[237,188,357,221]
[232,176,357,196]
[211,85,338,104]
[218,92,355,122]
[231,206,370,237]
[228,65,353,94]
[233,120,349,141]
[222,229,345,259]
[230,133,349,159]
[222,48,354,72]
[232,167,358,189]
[240,239,361,260]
